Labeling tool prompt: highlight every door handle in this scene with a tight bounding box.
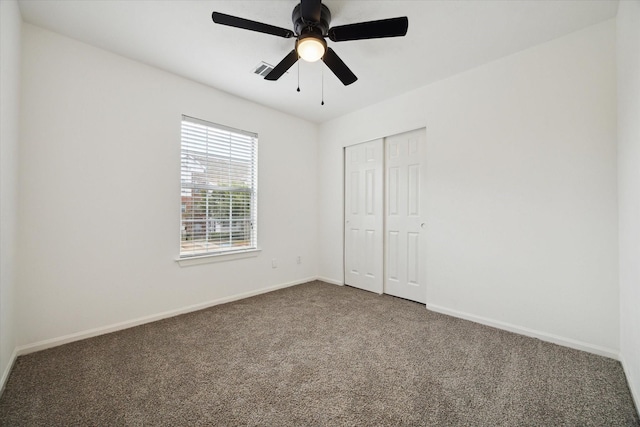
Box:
[421,223,426,229]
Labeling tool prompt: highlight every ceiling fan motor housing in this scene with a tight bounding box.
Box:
[292,3,331,37]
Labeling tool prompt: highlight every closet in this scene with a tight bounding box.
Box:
[344,128,426,303]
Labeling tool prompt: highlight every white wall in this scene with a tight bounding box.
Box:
[0,0,22,387]
[617,0,640,410]
[16,24,318,348]
[318,20,618,355]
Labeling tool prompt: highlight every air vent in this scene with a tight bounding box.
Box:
[253,62,274,77]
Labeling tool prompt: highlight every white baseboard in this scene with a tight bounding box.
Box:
[0,348,19,396]
[5,278,626,401]
[620,354,640,415]
[15,277,316,357]
[426,303,619,360]
[316,276,344,286]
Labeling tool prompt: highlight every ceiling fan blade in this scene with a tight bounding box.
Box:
[264,50,299,81]
[300,0,322,23]
[322,48,357,86]
[212,12,294,38]
[328,17,408,42]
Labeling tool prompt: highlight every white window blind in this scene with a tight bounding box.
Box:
[180,115,258,258]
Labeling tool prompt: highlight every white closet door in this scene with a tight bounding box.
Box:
[344,139,384,294]
[384,129,427,303]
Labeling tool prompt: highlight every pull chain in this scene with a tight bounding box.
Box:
[296,59,300,92]
[321,65,325,106]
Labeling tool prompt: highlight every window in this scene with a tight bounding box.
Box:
[180,115,258,258]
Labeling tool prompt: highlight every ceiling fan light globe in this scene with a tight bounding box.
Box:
[297,37,326,62]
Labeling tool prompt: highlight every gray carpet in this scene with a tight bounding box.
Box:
[0,281,638,426]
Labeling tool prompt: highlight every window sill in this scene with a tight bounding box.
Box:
[176,248,261,267]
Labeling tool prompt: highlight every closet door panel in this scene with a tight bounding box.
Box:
[344,140,384,294]
[384,129,427,303]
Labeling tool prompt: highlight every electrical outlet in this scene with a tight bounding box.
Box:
[296,256,302,265]
[272,258,277,268]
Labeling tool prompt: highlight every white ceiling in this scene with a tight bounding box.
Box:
[17,0,619,124]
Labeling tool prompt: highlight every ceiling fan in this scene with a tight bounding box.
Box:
[211,0,408,86]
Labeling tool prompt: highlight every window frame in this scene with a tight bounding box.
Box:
[178,115,259,262]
